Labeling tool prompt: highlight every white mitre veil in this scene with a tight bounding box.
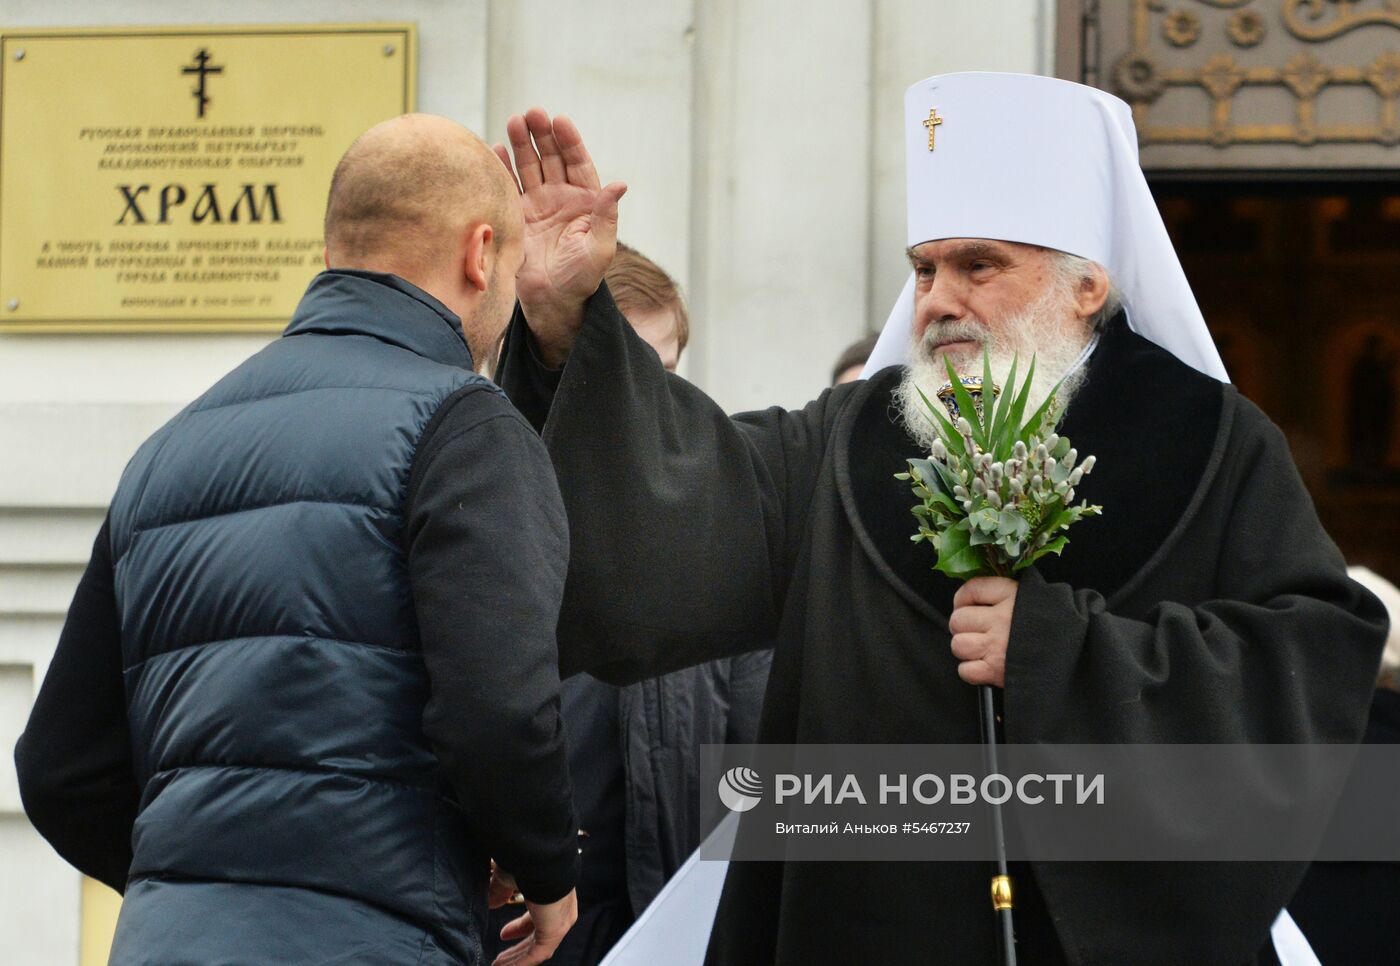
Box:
[861,71,1228,383]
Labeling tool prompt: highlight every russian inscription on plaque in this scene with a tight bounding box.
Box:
[0,24,415,332]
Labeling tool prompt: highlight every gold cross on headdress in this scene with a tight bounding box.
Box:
[923,108,943,151]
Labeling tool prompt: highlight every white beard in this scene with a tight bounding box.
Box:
[893,288,1093,453]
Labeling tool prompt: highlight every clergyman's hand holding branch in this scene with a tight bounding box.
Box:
[949,576,1018,688]
[494,108,627,368]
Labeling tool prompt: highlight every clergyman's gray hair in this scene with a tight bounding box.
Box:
[1051,252,1121,332]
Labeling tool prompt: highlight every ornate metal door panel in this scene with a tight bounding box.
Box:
[1062,0,1400,171]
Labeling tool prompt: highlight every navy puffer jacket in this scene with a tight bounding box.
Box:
[106,271,492,964]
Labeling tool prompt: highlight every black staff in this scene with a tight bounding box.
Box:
[979,683,1016,966]
[938,377,1017,966]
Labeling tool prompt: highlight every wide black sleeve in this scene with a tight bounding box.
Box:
[405,387,579,904]
[1005,401,1388,965]
[1006,403,1386,746]
[14,517,139,894]
[496,285,838,685]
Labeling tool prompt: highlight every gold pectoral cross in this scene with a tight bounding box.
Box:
[923,108,943,151]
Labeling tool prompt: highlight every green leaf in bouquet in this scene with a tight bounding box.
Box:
[1048,504,1076,533]
[934,522,989,579]
[981,350,996,438]
[1026,495,1060,525]
[908,458,949,493]
[1011,534,1069,570]
[906,458,961,509]
[997,508,1030,539]
[1018,384,1062,441]
[922,489,961,519]
[943,357,989,450]
[1008,355,1041,442]
[907,458,936,484]
[1061,504,1103,527]
[989,354,1020,459]
[930,462,963,496]
[970,506,1001,533]
[896,343,1101,585]
[915,385,966,459]
[916,503,956,526]
[932,520,968,551]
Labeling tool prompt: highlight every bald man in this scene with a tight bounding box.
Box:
[16,114,579,966]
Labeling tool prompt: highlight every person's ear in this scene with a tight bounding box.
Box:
[462,223,494,293]
[1074,264,1110,321]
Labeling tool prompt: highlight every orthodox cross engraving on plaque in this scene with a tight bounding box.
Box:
[0,24,416,332]
[181,48,224,119]
[923,108,944,151]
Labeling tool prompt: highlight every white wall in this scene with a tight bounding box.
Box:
[0,2,1050,961]
[684,0,875,412]
[486,0,695,335]
[868,0,1057,336]
[486,0,1051,411]
[688,0,1054,412]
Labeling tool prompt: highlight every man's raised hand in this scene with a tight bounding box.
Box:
[494,108,627,368]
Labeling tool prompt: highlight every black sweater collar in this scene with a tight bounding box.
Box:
[284,270,473,370]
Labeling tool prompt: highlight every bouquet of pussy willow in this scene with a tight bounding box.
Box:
[895,352,1102,580]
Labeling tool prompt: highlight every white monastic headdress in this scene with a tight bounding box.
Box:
[862,71,1228,383]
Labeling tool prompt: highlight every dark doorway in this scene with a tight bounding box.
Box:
[1150,181,1400,578]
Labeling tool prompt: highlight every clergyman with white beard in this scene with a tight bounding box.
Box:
[490,73,1385,964]
[893,241,1119,458]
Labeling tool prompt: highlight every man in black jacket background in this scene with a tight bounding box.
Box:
[486,243,771,966]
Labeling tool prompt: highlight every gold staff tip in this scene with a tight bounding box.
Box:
[991,874,1014,911]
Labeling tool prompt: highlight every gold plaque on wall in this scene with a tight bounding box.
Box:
[0,24,416,333]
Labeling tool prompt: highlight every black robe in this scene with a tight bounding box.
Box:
[497,286,1387,966]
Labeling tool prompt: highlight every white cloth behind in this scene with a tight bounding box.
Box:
[599,813,737,966]
[1347,565,1400,678]
[1272,909,1323,966]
